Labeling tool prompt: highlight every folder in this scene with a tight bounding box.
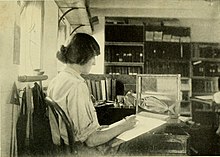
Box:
[101,80,107,101]
[91,80,97,100]
[106,77,112,101]
[95,80,102,100]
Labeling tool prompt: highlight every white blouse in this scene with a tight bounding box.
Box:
[47,66,100,144]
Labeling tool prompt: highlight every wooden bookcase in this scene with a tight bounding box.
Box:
[105,23,145,75]
[144,25,191,77]
[191,42,220,96]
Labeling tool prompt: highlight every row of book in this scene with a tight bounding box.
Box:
[106,66,142,75]
[199,47,220,58]
[85,78,116,101]
[145,31,191,43]
[146,44,191,59]
[146,61,190,77]
[193,63,220,77]
[192,80,218,93]
[105,49,144,62]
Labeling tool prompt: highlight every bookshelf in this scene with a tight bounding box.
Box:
[104,18,193,116]
[191,42,220,96]
[105,23,145,75]
[144,25,191,77]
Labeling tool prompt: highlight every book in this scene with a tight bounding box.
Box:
[153,31,163,41]
[171,35,180,42]
[91,80,97,100]
[101,80,107,100]
[86,79,92,95]
[95,80,102,100]
[112,79,116,101]
[106,77,112,101]
[145,31,154,41]
[162,34,171,42]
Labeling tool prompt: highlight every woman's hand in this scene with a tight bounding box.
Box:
[120,115,138,131]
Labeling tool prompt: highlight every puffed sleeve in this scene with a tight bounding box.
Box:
[67,81,100,142]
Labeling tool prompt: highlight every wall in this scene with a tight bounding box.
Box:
[180,18,220,42]
[0,2,20,156]
[41,0,59,86]
[0,1,60,156]
[90,17,105,74]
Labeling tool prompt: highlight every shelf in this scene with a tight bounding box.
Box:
[146,59,190,63]
[181,77,191,80]
[181,89,191,92]
[180,111,191,116]
[105,42,144,46]
[105,23,144,26]
[192,76,219,79]
[192,58,220,62]
[192,92,217,96]
[105,62,144,66]
[145,40,190,44]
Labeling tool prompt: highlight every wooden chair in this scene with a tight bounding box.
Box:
[44,97,77,155]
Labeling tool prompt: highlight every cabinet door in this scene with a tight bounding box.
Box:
[105,24,144,42]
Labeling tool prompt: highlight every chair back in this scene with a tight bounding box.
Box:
[44,97,77,154]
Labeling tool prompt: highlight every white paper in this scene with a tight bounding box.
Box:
[103,114,165,142]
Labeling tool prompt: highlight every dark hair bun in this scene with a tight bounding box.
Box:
[56,45,67,63]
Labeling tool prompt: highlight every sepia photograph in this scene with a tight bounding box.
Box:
[0,0,220,156]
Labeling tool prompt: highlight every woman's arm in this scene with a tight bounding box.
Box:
[85,115,137,147]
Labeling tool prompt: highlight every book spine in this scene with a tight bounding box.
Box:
[86,79,92,95]
[112,79,116,101]
[101,80,106,101]
[106,77,112,101]
[91,80,97,100]
[95,80,102,100]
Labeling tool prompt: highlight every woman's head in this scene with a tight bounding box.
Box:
[57,33,100,65]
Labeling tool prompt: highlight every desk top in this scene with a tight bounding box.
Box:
[111,122,190,156]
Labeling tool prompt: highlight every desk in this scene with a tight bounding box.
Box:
[112,122,190,156]
[96,106,191,155]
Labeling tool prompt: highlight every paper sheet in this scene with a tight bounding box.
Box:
[104,114,166,142]
[116,115,166,141]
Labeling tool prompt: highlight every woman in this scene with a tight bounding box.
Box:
[47,33,137,155]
